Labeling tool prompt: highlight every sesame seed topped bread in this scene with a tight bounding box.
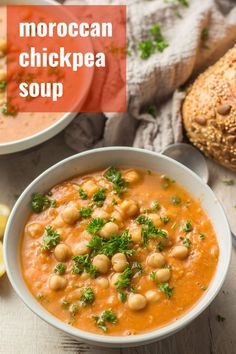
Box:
[182,45,236,171]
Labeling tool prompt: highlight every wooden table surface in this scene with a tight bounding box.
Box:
[0,134,236,354]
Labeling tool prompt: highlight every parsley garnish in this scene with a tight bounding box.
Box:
[31,192,56,213]
[143,201,161,213]
[41,226,60,251]
[180,237,192,248]
[136,215,168,246]
[80,287,95,306]
[118,291,127,302]
[93,309,117,332]
[161,175,175,189]
[199,232,206,240]
[216,314,225,322]
[87,230,134,258]
[157,241,164,252]
[0,80,6,92]
[115,267,133,290]
[1,101,18,116]
[79,207,92,218]
[182,220,193,233]
[104,166,128,196]
[92,188,106,207]
[147,104,158,117]
[79,188,88,200]
[138,23,168,60]
[72,254,98,278]
[222,179,234,186]
[54,263,66,275]
[171,195,181,205]
[159,282,173,298]
[86,218,106,235]
[150,271,157,281]
[160,216,170,224]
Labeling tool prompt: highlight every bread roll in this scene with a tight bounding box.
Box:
[182,45,236,171]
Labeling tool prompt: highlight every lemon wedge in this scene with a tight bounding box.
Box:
[0,204,10,239]
[0,242,5,277]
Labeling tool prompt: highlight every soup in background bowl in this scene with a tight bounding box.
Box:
[3,148,231,347]
[0,0,93,154]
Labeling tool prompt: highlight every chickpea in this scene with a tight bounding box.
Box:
[96,277,109,289]
[0,38,6,53]
[92,209,109,219]
[99,222,119,239]
[128,293,147,311]
[119,200,139,217]
[0,70,6,82]
[111,210,124,223]
[147,252,165,268]
[156,268,171,282]
[171,245,189,259]
[73,241,90,256]
[124,170,140,184]
[112,253,128,272]
[110,272,122,287]
[82,180,98,197]
[61,205,79,225]
[26,223,44,238]
[148,214,162,228]
[80,230,92,241]
[49,275,67,291]
[92,254,110,274]
[54,243,72,262]
[131,227,142,243]
[145,290,161,303]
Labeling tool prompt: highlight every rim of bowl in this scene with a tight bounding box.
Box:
[3,147,232,346]
[0,0,93,153]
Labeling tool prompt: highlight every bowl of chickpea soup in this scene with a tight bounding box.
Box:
[4,147,231,347]
[0,0,93,154]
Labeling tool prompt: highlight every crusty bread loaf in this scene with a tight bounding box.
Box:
[182,45,236,171]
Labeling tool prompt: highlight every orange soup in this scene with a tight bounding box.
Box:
[0,6,62,143]
[21,167,219,335]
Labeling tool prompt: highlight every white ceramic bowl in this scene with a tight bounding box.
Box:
[0,0,93,155]
[3,147,232,347]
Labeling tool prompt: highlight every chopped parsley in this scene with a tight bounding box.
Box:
[112,198,118,206]
[159,282,173,298]
[201,27,209,42]
[180,237,192,248]
[86,218,106,235]
[136,215,168,246]
[54,263,66,275]
[72,254,97,278]
[87,230,135,258]
[222,179,234,186]
[79,207,92,218]
[157,241,164,252]
[1,101,18,116]
[161,175,175,189]
[92,188,106,207]
[182,220,193,233]
[104,166,128,196]
[171,195,182,205]
[147,104,158,117]
[143,201,161,213]
[78,188,88,200]
[93,309,117,332]
[0,80,6,92]
[118,291,127,302]
[115,267,133,290]
[69,303,79,317]
[138,23,168,60]
[216,314,225,322]
[150,271,157,281]
[31,192,56,213]
[80,287,95,306]
[131,261,143,276]
[41,226,60,251]
[160,216,170,224]
[199,232,206,240]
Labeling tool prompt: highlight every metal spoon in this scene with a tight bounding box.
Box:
[161,143,236,247]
